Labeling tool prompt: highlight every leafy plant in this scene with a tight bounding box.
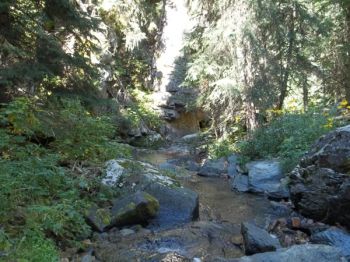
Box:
[238,108,340,171]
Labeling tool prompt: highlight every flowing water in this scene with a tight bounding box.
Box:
[136,146,273,228]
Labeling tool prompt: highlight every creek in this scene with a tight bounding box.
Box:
[136,147,273,228]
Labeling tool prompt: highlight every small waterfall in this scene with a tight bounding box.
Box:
[152,1,206,137]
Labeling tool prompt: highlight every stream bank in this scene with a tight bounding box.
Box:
[68,127,350,262]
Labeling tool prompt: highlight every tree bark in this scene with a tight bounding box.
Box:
[344,4,350,102]
[302,78,308,111]
[245,100,258,132]
[277,4,296,110]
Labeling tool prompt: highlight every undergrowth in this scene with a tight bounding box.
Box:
[0,96,131,260]
[237,107,342,172]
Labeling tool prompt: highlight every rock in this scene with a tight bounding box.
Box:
[167,158,200,172]
[198,158,227,177]
[112,159,199,229]
[81,253,94,262]
[289,125,350,229]
[290,166,350,229]
[228,154,238,178]
[119,228,135,236]
[110,191,159,228]
[231,244,344,262]
[186,161,201,172]
[101,160,125,187]
[180,133,200,142]
[160,108,180,121]
[94,221,243,261]
[300,125,350,173]
[86,207,111,232]
[241,222,281,255]
[310,228,350,260]
[159,162,178,173]
[231,174,249,192]
[144,182,199,229]
[270,201,293,218]
[247,161,288,198]
[291,217,301,229]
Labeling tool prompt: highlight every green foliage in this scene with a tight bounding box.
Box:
[207,138,236,159]
[0,96,131,259]
[49,99,130,163]
[238,108,339,171]
[9,230,59,262]
[0,0,98,93]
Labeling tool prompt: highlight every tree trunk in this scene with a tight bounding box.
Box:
[277,4,296,110]
[0,1,11,36]
[302,78,308,111]
[245,101,258,132]
[344,4,350,102]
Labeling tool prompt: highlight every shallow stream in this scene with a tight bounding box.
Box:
[135,146,273,228]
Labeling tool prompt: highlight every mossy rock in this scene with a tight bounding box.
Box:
[110,191,159,228]
[86,206,112,232]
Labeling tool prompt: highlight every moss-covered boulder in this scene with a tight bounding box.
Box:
[86,206,112,233]
[110,191,159,228]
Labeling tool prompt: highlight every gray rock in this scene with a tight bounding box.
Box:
[107,159,199,229]
[160,108,180,121]
[247,160,284,194]
[310,228,350,260]
[102,160,125,187]
[228,154,238,178]
[198,158,227,177]
[94,221,243,261]
[300,125,350,173]
[144,182,199,229]
[232,244,344,262]
[110,191,159,228]
[167,158,200,172]
[231,174,249,192]
[289,126,350,229]
[119,228,136,236]
[159,162,178,172]
[241,222,281,255]
[290,166,350,229]
[81,254,94,262]
[186,161,201,172]
[270,201,292,218]
[180,133,200,142]
[86,207,111,232]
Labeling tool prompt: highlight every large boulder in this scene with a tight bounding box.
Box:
[247,161,288,198]
[86,206,112,232]
[144,182,199,229]
[289,125,350,229]
[290,167,350,228]
[300,125,350,173]
[231,244,344,262]
[228,154,239,178]
[231,174,249,192]
[310,228,350,260]
[231,161,288,198]
[110,191,159,228]
[109,159,199,229]
[198,158,227,177]
[241,222,281,255]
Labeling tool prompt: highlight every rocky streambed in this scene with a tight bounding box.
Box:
[68,127,350,262]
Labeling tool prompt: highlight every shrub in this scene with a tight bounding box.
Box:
[8,230,59,262]
[0,97,130,259]
[238,108,339,172]
[208,138,235,159]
